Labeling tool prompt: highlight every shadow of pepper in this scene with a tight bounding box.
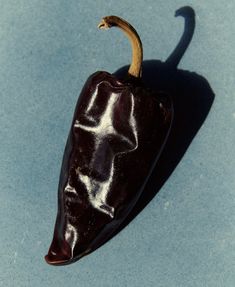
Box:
[110,6,215,238]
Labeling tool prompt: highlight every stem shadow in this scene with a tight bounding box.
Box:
[111,6,215,237]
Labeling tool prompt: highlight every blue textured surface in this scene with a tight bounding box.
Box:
[0,1,235,286]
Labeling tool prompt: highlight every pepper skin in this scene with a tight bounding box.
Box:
[45,16,173,265]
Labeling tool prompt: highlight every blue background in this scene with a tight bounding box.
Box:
[0,1,234,286]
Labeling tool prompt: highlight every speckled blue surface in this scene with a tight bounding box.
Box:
[0,1,235,286]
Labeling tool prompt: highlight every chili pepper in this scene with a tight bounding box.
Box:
[45,16,173,266]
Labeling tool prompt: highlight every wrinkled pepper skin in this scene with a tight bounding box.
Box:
[45,71,173,265]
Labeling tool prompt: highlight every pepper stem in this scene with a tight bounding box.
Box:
[98,16,143,78]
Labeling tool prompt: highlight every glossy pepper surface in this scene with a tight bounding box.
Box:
[45,16,173,265]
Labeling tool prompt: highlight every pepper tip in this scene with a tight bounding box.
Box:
[45,253,71,266]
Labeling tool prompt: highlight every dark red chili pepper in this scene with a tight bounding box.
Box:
[45,16,173,265]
